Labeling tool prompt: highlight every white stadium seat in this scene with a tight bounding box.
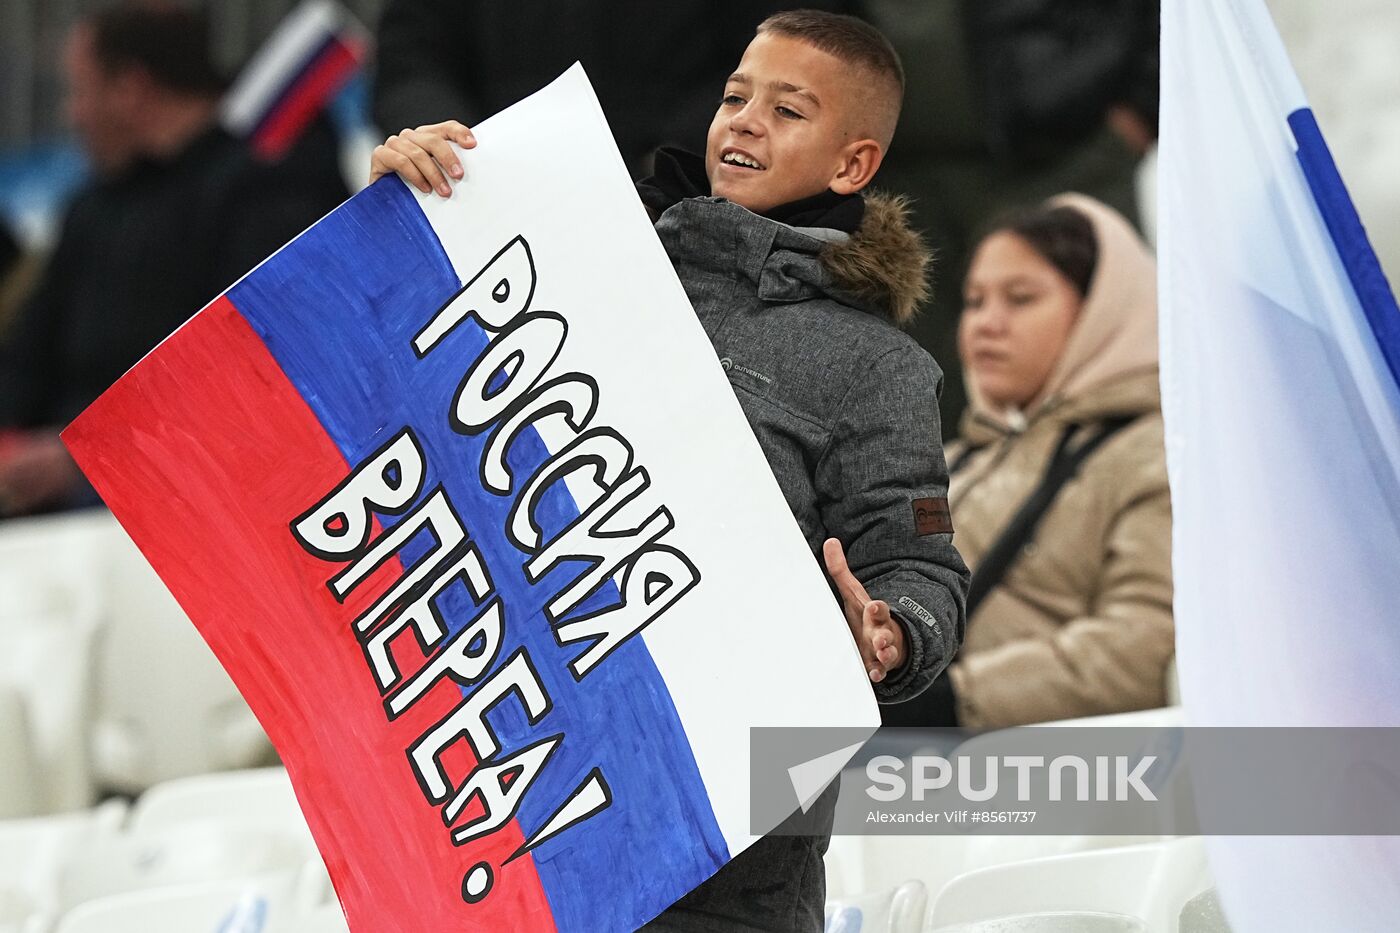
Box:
[928,837,1211,931]
[832,832,1169,933]
[130,767,316,853]
[0,510,109,626]
[0,511,108,814]
[0,508,271,801]
[0,803,127,920]
[272,903,351,933]
[0,884,47,933]
[90,511,272,793]
[0,616,100,815]
[835,707,1184,911]
[0,687,40,818]
[55,821,306,911]
[54,879,297,933]
[825,880,927,933]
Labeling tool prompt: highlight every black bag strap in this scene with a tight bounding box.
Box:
[964,415,1139,620]
[948,443,982,476]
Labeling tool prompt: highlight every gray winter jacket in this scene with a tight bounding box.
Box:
[653,194,969,704]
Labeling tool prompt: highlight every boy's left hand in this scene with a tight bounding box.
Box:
[823,538,905,684]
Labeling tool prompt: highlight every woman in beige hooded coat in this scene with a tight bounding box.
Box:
[886,193,1173,728]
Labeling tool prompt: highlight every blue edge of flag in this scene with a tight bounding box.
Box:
[1288,108,1400,395]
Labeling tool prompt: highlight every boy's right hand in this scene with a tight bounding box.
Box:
[823,538,906,685]
[369,121,477,197]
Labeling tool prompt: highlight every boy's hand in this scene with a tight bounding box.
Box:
[369,121,477,197]
[823,538,905,684]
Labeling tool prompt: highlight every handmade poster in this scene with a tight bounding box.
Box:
[64,65,878,932]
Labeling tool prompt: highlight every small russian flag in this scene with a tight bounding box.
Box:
[221,0,368,161]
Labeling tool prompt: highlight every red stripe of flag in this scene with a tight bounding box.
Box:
[63,297,557,932]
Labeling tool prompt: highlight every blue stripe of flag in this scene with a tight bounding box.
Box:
[1289,108,1400,392]
[226,178,728,931]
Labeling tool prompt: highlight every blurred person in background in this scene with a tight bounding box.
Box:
[862,0,1159,426]
[372,0,841,176]
[883,194,1173,728]
[0,3,347,518]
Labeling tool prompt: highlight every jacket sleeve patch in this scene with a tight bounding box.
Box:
[913,496,953,536]
[896,596,942,636]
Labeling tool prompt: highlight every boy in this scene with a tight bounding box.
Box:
[371,10,968,931]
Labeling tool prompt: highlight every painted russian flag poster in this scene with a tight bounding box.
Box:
[63,65,878,932]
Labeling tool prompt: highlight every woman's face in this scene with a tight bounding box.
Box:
[959,231,1084,411]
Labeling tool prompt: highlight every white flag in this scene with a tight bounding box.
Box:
[1160,1,1400,930]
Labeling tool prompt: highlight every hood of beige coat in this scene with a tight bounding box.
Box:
[961,192,1160,435]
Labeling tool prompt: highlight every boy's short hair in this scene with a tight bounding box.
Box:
[86,3,227,98]
[756,9,904,147]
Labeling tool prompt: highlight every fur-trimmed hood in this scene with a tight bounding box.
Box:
[819,191,931,327]
[651,191,932,329]
[637,150,931,326]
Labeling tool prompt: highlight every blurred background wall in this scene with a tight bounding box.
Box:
[2,0,1394,272]
[2,0,1395,431]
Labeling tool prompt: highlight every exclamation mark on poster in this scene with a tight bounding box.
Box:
[461,768,614,904]
[507,768,613,861]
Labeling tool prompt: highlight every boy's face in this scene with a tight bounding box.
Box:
[705,33,879,214]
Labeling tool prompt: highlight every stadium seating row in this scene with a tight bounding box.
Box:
[1,510,1219,931]
[0,508,271,817]
[0,768,337,932]
[0,761,1226,932]
[827,837,1223,931]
